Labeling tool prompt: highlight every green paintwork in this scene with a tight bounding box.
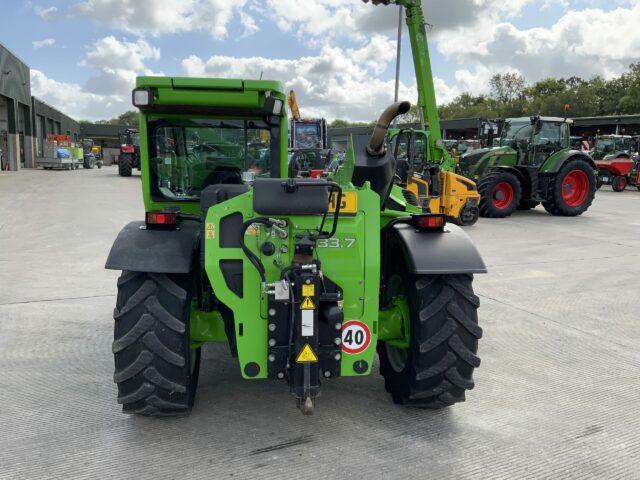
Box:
[459,117,588,179]
[367,1,456,174]
[378,295,409,349]
[131,75,413,383]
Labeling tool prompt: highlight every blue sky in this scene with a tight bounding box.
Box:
[3,0,639,121]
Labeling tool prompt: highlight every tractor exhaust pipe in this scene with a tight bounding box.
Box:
[367,101,411,156]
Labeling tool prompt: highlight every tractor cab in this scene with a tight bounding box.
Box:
[593,135,636,161]
[499,116,571,167]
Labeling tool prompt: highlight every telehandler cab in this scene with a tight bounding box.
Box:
[106,77,486,416]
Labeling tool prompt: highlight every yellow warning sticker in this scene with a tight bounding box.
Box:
[302,284,315,297]
[245,224,260,236]
[300,297,315,310]
[295,344,318,363]
[205,223,215,239]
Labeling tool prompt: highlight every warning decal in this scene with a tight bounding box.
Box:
[341,320,371,355]
[300,297,315,310]
[295,344,318,363]
[205,223,215,239]
[302,284,315,297]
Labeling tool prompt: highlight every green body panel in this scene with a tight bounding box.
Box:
[203,186,382,378]
[190,308,227,346]
[131,75,409,383]
[539,149,576,173]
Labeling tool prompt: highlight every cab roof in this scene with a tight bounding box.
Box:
[136,76,285,96]
[507,116,573,124]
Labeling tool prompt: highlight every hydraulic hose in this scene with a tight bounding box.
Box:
[367,101,412,156]
[239,217,273,284]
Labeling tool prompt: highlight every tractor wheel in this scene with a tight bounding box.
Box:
[113,271,201,416]
[119,154,133,177]
[542,159,596,216]
[378,272,481,408]
[612,175,627,192]
[478,171,521,218]
[517,199,540,210]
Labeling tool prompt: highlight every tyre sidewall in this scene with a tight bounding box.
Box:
[549,160,596,215]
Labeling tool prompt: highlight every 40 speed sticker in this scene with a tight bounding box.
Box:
[341,320,371,355]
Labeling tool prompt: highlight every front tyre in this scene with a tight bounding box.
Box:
[378,274,481,408]
[113,271,201,416]
[611,175,627,192]
[542,159,596,216]
[478,171,521,218]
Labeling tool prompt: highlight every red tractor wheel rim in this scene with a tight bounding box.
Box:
[562,170,589,207]
[492,182,514,209]
[616,177,626,190]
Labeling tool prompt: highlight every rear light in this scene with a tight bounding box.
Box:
[310,169,325,179]
[146,211,177,228]
[410,213,446,231]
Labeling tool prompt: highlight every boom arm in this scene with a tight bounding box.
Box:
[364,0,451,168]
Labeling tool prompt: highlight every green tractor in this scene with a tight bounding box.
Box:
[105,77,486,416]
[457,116,597,218]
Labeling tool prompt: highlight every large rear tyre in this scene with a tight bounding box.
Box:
[119,154,133,177]
[378,273,481,408]
[542,159,596,216]
[113,271,200,416]
[478,171,521,218]
[612,175,627,192]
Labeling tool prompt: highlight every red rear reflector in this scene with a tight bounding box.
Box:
[146,211,177,226]
[310,169,325,179]
[412,214,446,231]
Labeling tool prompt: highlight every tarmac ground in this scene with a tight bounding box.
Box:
[1,167,639,479]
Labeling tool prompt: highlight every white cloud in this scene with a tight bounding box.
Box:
[32,38,56,49]
[69,0,248,39]
[30,69,127,121]
[35,5,58,20]
[436,3,640,98]
[81,36,161,96]
[31,36,162,120]
[181,35,418,122]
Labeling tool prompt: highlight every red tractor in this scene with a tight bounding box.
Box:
[595,155,640,192]
[118,128,140,177]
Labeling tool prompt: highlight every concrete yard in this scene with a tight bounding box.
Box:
[1,167,639,479]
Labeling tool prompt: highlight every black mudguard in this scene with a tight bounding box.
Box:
[389,223,487,275]
[105,221,199,273]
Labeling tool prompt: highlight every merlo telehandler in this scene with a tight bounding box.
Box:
[105,76,486,416]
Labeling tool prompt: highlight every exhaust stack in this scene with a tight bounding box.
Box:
[367,101,411,156]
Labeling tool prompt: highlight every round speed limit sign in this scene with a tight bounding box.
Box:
[341,320,371,355]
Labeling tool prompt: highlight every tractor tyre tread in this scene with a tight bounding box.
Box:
[378,274,481,409]
[542,159,596,216]
[119,154,133,177]
[611,175,627,192]
[113,271,200,417]
[478,171,521,218]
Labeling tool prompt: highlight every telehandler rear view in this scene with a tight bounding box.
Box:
[105,76,485,415]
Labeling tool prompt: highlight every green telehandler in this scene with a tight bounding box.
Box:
[105,76,486,416]
[457,116,597,218]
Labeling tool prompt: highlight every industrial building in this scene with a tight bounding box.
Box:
[79,123,127,165]
[0,43,80,171]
